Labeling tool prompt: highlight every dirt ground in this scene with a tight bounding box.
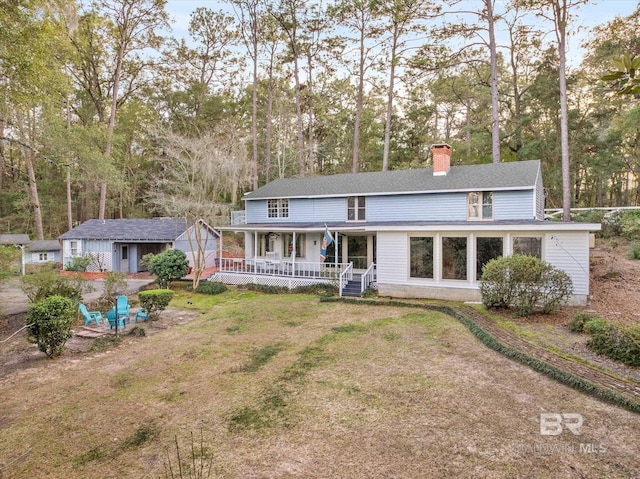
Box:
[584,238,640,326]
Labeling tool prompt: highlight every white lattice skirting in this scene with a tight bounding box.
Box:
[209,272,333,289]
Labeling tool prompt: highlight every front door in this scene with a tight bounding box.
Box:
[120,245,129,273]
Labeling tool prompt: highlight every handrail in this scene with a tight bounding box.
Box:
[217,257,351,279]
[339,262,353,297]
[361,262,376,292]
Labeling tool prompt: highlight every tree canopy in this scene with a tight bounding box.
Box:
[1,0,639,238]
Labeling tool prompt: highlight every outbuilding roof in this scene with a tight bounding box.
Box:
[0,234,30,245]
[244,160,541,200]
[58,218,191,241]
[27,240,61,251]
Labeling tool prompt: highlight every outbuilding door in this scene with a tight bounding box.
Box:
[120,245,129,273]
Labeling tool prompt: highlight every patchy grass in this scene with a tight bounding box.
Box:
[1,291,640,478]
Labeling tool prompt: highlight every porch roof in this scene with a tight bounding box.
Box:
[220,220,601,233]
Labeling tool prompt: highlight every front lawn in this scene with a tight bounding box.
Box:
[1,290,639,478]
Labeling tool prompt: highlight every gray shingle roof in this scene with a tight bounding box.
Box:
[58,219,189,241]
[27,240,61,252]
[245,160,541,200]
[0,234,30,245]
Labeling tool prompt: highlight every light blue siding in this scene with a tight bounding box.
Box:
[544,232,589,295]
[247,190,536,223]
[367,193,467,221]
[494,190,536,220]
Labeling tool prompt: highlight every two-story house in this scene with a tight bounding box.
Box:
[214,145,600,305]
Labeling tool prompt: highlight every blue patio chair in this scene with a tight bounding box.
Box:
[79,304,103,326]
[116,295,131,317]
[106,308,126,330]
[134,307,149,322]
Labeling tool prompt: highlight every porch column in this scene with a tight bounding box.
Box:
[334,231,338,268]
[254,231,258,258]
[341,235,348,265]
[292,232,296,274]
[367,235,374,266]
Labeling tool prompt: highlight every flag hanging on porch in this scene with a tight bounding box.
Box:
[320,228,333,262]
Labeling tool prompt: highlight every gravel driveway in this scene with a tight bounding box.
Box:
[0,276,154,317]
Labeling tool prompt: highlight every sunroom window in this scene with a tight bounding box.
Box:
[468,192,493,220]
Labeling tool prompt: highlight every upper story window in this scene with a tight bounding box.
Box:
[267,199,289,218]
[468,191,493,220]
[347,196,366,221]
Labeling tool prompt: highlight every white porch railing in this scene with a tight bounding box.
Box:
[217,257,350,280]
[339,263,353,297]
[231,211,246,225]
[361,262,376,292]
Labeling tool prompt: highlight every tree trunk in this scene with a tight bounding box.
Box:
[100,22,126,220]
[353,27,365,174]
[306,52,315,175]
[485,0,501,163]
[293,52,306,176]
[265,66,274,183]
[24,148,44,240]
[251,29,259,189]
[554,0,571,221]
[0,118,4,217]
[382,25,399,172]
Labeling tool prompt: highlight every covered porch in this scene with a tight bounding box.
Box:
[212,223,377,296]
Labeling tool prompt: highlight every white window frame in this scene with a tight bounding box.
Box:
[38,252,49,262]
[512,236,542,259]
[468,191,493,220]
[347,196,366,222]
[267,199,289,218]
[70,241,79,257]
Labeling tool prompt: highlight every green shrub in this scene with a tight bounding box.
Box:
[142,250,189,288]
[244,283,289,294]
[628,241,640,260]
[585,319,640,367]
[0,245,20,279]
[64,254,92,272]
[25,295,75,358]
[620,210,640,241]
[479,254,573,316]
[20,271,90,303]
[567,311,598,333]
[195,281,227,295]
[292,283,338,295]
[139,289,174,319]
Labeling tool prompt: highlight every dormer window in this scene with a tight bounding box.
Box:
[267,199,289,218]
[468,192,493,220]
[347,196,366,222]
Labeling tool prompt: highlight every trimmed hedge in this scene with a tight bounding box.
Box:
[320,297,640,415]
[195,281,228,295]
[138,289,174,319]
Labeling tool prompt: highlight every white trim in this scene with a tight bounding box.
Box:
[244,185,536,202]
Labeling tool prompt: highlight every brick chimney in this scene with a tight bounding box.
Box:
[432,143,451,176]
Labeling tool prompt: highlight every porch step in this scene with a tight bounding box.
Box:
[342,279,362,297]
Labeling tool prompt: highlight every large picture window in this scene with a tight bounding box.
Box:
[410,237,433,278]
[347,196,366,221]
[468,192,493,220]
[476,237,503,280]
[267,199,289,218]
[513,237,542,258]
[442,237,467,280]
